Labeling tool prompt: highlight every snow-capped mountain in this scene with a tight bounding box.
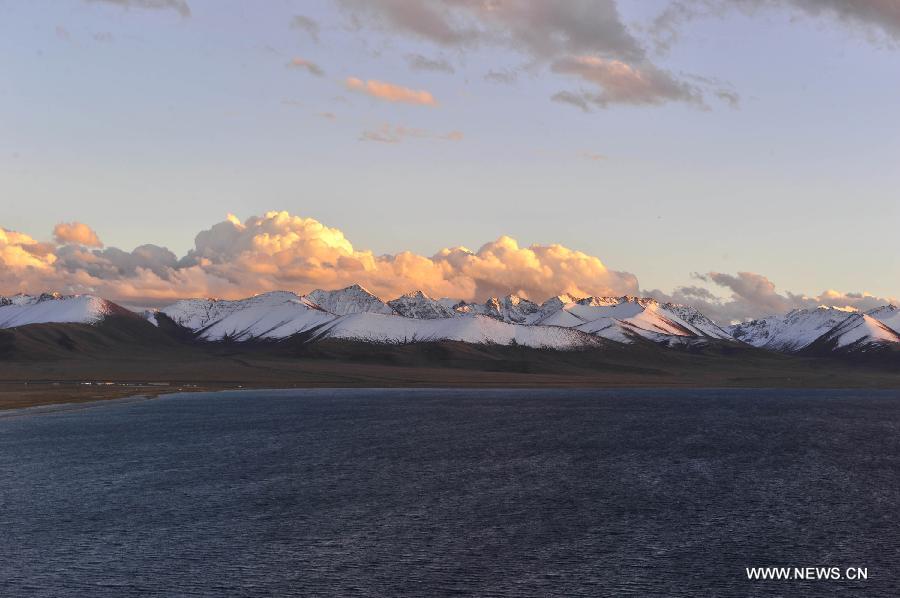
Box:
[158,289,603,349]
[388,291,456,319]
[8,284,899,357]
[450,295,542,323]
[396,292,729,345]
[728,306,856,352]
[812,313,900,351]
[309,312,602,350]
[868,305,900,333]
[160,291,333,341]
[154,288,729,348]
[526,295,733,343]
[0,293,119,328]
[486,295,542,323]
[305,284,395,316]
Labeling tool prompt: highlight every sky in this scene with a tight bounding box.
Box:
[1,0,899,322]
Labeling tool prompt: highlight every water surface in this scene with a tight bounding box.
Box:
[2,388,899,596]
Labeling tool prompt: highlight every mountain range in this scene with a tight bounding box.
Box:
[2,285,899,358]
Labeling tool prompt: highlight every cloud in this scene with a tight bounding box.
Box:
[6,216,896,322]
[339,0,734,111]
[86,0,191,18]
[406,53,455,73]
[551,90,591,112]
[789,0,900,40]
[647,271,899,324]
[359,123,462,143]
[345,77,437,105]
[339,0,644,62]
[551,56,704,108]
[53,222,103,247]
[715,88,740,108]
[0,212,638,306]
[338,0,479,46]
[0,229,57,271]
[287,57,324,76]
[651,0,900,53]
[582,152,606,161]
[290,15,320,42]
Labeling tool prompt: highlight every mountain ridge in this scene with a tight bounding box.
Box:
[3,286,900,358]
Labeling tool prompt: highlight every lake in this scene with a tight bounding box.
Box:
[1,388,899,596]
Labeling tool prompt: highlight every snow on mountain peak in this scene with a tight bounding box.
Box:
[388,291,456,319]
[161,291,333,341]
[0,293,115,329]
[305,284,395,316]
[728,306,856,351]
[484,294,541,323]
[311,311,603,350]
[815,313,900,350]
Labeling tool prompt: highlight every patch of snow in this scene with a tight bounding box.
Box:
[161,291,332,341]
[312,312,601,350]
[820,313,900,349]
[0,294,113,328]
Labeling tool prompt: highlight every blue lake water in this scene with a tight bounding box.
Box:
[1,388,899,597]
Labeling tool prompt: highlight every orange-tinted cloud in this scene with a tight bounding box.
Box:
[53,222,103,247]
[0,228,57,270]
[345,77,437,106]
[0,212,637,306]
[552,56,702,109]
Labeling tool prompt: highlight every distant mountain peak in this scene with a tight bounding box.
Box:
[813,313,900,351]
[305,285,394,316]
[388,291,455,319]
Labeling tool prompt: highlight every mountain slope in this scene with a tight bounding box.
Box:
[728,306,856,352]
[310,312,603,350]
[808,313,900,352]
[868,305,900,333]
[161,291,334,341]
[0,293,125,328]
[530,296,733,343]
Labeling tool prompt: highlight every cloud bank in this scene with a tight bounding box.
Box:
[647,272,899,324]
[3,213,895,321]
[0,211,637,307]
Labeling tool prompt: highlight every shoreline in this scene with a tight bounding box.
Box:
[3,381,900,415]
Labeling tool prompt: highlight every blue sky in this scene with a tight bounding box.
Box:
[1,0,899,318]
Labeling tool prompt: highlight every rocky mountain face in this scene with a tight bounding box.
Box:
[305,284,395,316]
[387,291,456,319]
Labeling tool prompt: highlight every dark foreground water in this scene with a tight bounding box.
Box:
[2,388,900,597]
